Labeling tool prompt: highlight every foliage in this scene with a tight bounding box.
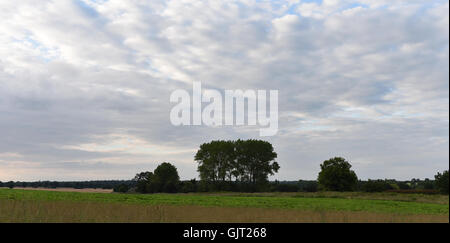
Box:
[385,189,439,194]
[195,140,236,182]
[234,139,279,184]
[113,183,130,193]
[362,180,394,192]
[270,182,299,192]
[435,170,449,195]
[195,139,279,190]
[180,179,198,193]
[298,180,318,192]
[0,180,134,190]
[317,157,358,192]
[132,162,180,193]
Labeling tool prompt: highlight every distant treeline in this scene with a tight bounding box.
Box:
[1,140,448,195]
[115,178,445,194]
[0,180,134,190]
[0,178,444,194]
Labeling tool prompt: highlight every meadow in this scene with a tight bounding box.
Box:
[0,188,448,223]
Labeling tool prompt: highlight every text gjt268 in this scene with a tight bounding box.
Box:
[183,227,267,240]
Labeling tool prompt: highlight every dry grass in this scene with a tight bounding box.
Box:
[196,191,450,205]
[0,199,447,223]
[5,188,448,205]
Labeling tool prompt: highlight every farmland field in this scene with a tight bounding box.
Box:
[0,188,448,223]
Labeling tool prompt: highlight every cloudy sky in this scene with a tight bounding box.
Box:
[0,0,448,182]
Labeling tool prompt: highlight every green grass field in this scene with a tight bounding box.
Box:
[0,189,448,222]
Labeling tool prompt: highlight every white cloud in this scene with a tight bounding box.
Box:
[0,0,448,181]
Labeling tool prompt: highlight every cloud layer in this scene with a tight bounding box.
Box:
[0,0,448,181]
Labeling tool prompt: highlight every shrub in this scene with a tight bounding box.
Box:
[386,189,439,194]
[113,184,130,193]
[272,183,300,192]
[435,170,449,194]
[362,180,394,192]
[298,180,318,192]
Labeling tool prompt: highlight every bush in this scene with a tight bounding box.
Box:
[397,182,411,190]
[180,179,198,193]
[435,170,449,194]
[298,180,318,192]
[362,180,394,192]
[271,183,299,192]
[113,184,130,193]
[5,181,14,189]
[422,179,435,190]
[132,162,181,193]
[385,189,439,194]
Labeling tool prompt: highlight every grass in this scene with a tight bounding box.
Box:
[190,191,450,205]
[1,199,448,223]
[0,189,448,219]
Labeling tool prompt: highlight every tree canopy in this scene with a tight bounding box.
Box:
[435,170,449,194]
[317,157,358,191]
[133,162,180,193]
[195,139,279,186]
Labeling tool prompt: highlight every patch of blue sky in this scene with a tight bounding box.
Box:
[144,59,160,74]
[332,2,371,15]
[17,36,59,63]
[408,0,447,19]
[23,36,40,48]
[283,1,371,17]
[73,0,100,18]
[346,2,370,9]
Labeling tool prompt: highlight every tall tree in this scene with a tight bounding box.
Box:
[133,171,154,193]
[234,139,279,184]
[153,162,180,193]
[132,162,180,193]
[195,140,236,182]
[435,170,449,194]
[317,157,358,191]
[195,139,279,185]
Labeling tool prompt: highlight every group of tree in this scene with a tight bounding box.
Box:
[122,144,448,194]
[131,162,180,193]
[122,139,280,193]
[2,139,448,195]
[314,157,448,194]
[359,178,435,193]
[195,139,280,191]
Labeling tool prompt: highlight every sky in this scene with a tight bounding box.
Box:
[0,0,448,182]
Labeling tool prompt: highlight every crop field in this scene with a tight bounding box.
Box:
[0,189,448,223]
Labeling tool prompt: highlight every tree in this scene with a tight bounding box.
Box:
[113,183,130,193]
[195,140,236,182]
[298,180,318,192]
[422,178,435,190]
[133,171,154,193]
[397,181,411,190]
[362,179,393,192]
[435,170,449,194]
[133,163,180,193]
[153,162,180,193]
[195,139,280,191]
[234,139,279,185]
[5,181,14,189]
[317,157,358,191]
[180,179,198,193]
